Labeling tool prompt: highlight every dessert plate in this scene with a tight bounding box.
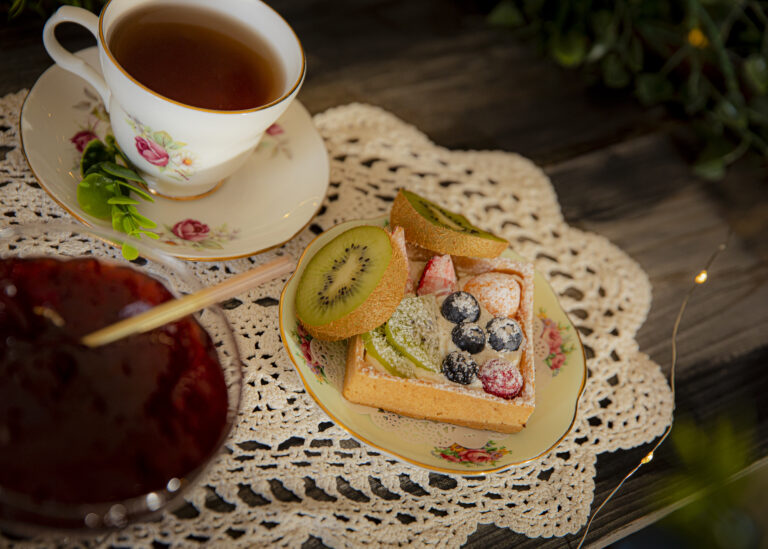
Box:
[279,217,587,475]
[20,47,329,261]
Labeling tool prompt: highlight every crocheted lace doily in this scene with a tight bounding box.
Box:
[0,90,673,547]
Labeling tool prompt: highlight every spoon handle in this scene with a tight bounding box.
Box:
[81,256,294,348]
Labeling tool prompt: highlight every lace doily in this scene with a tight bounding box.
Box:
[0,90,673,547]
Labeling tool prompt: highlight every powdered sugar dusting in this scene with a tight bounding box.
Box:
[478,358,523,399]
[463,272,521,318]
[487,317,525,353]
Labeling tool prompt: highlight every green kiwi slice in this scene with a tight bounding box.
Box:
[384,295,442,373]
[391,189,508,258]
[295,225,407,341]
[361,328,415,378]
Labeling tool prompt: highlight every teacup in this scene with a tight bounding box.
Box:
[43,0,305,199]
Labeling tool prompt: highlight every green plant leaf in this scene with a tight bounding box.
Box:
[131,212,158,229]
[693,156,726,180]
[122,215,137,234]
[135,229,160,239]
[114,180,154,202]
[100,161,147,183]
[9,0,26,19]
[107,196,140,205]
[488,0,524,28]
[590,10,616,47]
[550,31,588,67]
[586,42,608,62]
[744,54,768,95]
[626,36,644,73]
[635,73,675,105]
[77,173,114,220]
[683,65,708,115]
[80,139,112,177]
[671,420,702,469]
[601,53,631,88]
[121,242,139,261]
[522,0,544,16]
[747,96,768,126]
[714,100,748,130]
[84,162,109,177]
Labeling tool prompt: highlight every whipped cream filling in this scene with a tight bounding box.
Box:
[363,269,523,392]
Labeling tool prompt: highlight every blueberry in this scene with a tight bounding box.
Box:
[441,291,480,324]
[486,317,524,352]
[451,322,486,354]
[441,351,477,385]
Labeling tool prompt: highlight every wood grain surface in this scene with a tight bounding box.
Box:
[1,1,766,547]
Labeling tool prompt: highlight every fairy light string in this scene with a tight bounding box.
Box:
[575,232,732,549]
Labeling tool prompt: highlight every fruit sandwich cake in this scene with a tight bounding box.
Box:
[295,189,535,434]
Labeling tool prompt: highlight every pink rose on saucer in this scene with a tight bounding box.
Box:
[71,130,98,152]
[172,219,210,242]
[439,453,461,463]
[266,123,284,136]
[458,448,494,463]
[135,136,169,166]
[550,352,566,371]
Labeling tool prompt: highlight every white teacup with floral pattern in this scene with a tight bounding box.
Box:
[43,0,305,199]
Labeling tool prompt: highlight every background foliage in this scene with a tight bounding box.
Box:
[489,0,768,178]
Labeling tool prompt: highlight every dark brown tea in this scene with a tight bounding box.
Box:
[109,5,285,111]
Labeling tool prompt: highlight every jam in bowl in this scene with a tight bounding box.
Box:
[0,223,242,532]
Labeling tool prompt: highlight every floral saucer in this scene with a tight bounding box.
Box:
[279,217,587,475]
[20,47,329,261]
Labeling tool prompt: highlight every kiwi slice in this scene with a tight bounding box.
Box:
[295,225,407,341]
[391,189,508,258]
[384,295,442,372]
[361,328,415,378]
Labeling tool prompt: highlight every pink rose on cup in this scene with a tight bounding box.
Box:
[266,123,284,136]
[458,449,494,463]
[135,136,169,167]
[71,130,98,152]
[172,219,210,242]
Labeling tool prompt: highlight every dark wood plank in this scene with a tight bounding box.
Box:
[1,0,660,165]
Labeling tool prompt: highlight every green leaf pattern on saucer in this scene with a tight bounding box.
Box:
[432,441,510,467]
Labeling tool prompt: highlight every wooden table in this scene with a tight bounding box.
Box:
[2,1,766,547]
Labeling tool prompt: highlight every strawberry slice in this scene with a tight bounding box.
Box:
[417,255,457,296]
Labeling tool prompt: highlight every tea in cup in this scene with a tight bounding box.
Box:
[43,0,305,199]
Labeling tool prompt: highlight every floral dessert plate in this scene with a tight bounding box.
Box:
[280,217,587,475]
[20,47,329,261]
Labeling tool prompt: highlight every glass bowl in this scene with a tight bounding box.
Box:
[0,222,242,534]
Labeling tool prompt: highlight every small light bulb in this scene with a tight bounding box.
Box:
[695,270,708,284]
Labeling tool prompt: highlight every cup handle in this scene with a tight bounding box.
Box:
[43,6,111,109]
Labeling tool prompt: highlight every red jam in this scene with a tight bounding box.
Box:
[0,257,229,506]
